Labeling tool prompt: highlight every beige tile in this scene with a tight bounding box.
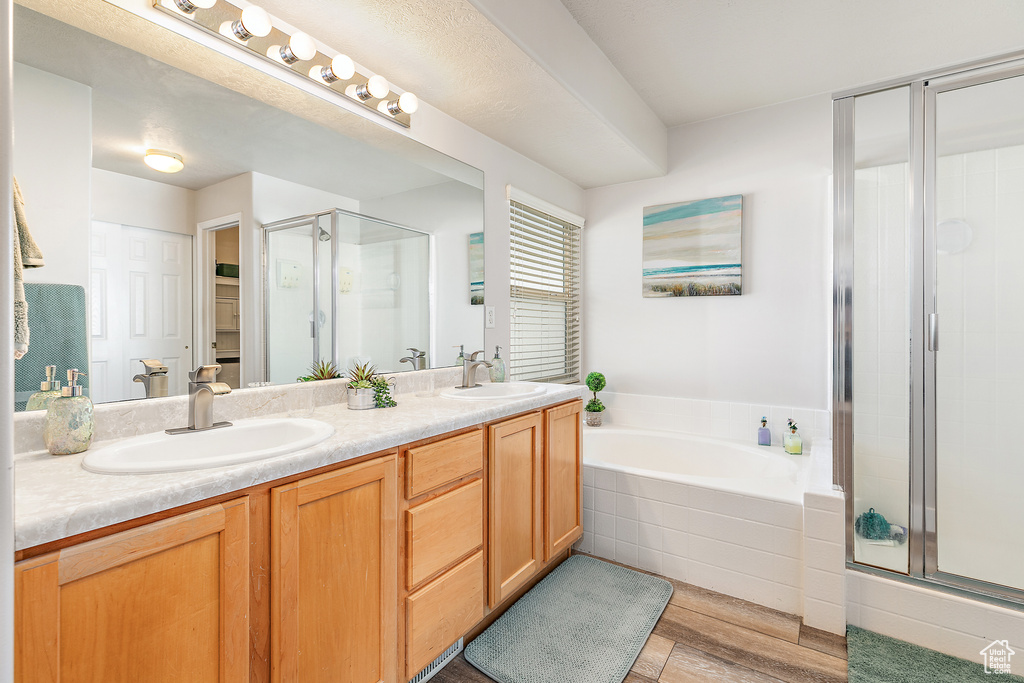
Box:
[653,605,847,683]
[798,624,848,661]
[659,643,785,682]
[631,633,675,679]
[667,580,802,643]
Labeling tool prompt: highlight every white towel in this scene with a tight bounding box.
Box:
[13,177,45,359]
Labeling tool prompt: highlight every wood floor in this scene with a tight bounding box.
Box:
[432,561,847,683]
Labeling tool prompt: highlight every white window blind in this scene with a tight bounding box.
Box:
[509,198,582,384]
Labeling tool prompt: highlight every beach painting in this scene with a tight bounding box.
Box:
[642,194,742,297]
[469,231,484,305]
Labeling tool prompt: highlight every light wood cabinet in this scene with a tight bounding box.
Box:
[271,454,397,683]
[406,479,483,589]
[544,401,583,560]
[14,498,250,683]
[487,412,544,608]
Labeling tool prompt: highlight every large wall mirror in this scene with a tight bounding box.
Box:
[11,2,484,410]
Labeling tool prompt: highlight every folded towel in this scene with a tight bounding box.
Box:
[13,177,44,359]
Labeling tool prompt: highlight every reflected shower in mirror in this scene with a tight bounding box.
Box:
[11,3,483,410]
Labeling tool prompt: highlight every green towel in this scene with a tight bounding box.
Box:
[14,283,88,411]
[13,177,45,358]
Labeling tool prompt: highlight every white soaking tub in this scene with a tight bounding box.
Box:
[578,426,811,615]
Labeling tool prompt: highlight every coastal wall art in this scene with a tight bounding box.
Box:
[469,231,484,305]
[642,194,742,297]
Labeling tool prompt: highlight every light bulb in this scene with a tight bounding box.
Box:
[231,5,271,41]
[173,0,215,13]
[281,32,316,63]
[311,54,355,83]
[366,74,389,99]
[380,92,419,116]
[144,150,184,174]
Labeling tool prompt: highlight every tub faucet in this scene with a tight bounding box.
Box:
[459,350,492,389]
[166,364,232,434]
[133,359,169,399]
[400,348,426,371]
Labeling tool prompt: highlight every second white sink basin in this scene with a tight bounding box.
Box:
[438,383,547,401]
[82,418,335,475]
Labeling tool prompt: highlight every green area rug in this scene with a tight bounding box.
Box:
[848,625,1024,682]
[465,555,673,683]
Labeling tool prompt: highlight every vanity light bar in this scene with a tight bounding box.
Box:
[154,0,415,128]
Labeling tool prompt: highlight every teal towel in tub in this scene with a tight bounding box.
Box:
[14,283,89,411]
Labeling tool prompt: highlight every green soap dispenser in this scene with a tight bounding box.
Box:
[488,346,506,383]
[44,369,94,455]
[455,345,465,366]
[26,365,62,412]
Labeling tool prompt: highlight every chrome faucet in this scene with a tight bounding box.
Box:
[459,350,492,389]
[166,364,232,434]
[400,348,426,371]
[133,359,169,399]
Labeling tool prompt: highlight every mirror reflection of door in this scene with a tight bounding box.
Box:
[213,227,241,389]
[89,221,194,402]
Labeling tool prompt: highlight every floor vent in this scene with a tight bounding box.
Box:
[408,638,464,683]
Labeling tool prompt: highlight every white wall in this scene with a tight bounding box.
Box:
[91,168,195,236]
[361,181,485,368]
[582,94,832,409]
[12,63,92,290]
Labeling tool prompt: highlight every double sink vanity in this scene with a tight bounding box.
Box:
[12,372,584,683]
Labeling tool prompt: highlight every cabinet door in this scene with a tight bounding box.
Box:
[215,298,239,331]
[271,455,397,683]
[488,412,543,607]
[544,401,583,560]
[15,498,249,683]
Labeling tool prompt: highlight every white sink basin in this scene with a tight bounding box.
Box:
[82,418,335,475]
[438,383,547,401]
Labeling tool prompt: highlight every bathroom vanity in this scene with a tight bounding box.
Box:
[12,386,583,683]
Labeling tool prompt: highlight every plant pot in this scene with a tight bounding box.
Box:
[585,410,603,427]
[347,387,375,410]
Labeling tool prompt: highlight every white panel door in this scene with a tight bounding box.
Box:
[90,222,194,402]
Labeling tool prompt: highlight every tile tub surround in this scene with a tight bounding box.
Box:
[13,374,583,551]
[598,391,830,449]
[847,570,1024,669]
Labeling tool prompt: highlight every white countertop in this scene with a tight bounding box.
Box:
[14,382,583,551]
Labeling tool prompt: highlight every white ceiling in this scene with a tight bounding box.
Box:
[556,0,1024,128]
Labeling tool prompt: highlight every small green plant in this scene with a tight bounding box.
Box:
[297,359,340,382]
[371,376,397,408]
[347,361,377,389]
[585,371,606,413]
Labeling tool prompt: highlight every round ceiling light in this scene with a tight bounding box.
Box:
[144,150,185,174]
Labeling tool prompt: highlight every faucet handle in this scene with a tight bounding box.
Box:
[139,359,168,375]
[407,347,425,357]
[189,364,222,383]
[467,350,485,361]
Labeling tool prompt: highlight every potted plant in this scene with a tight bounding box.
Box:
[585,371,606,427]
[346,361,377,410]
[297,359,340,383]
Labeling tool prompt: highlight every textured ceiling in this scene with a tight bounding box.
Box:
[558,0,1024,127]
[257,0,662,188]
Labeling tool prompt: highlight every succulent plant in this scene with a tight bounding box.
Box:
[297,359,340,382]
[371,376,397,408]
[347,361,377,390]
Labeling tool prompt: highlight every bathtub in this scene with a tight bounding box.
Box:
[578,426,811,615]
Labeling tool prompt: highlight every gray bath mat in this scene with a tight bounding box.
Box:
[464,554,673,683]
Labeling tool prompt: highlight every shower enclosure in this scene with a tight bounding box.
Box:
[835,57,1024,603]
[263,209,430,385]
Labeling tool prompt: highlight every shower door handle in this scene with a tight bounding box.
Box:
[928,313,938,351]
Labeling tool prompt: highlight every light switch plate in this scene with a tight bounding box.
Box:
[485,306,496,328]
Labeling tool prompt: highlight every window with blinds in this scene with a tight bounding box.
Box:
[509,198,582,384]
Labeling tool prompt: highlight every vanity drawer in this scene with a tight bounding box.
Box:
[406,550,485,678]
[405,430,483,498]
[406,478,483,588]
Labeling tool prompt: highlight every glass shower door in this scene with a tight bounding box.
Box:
[265,219,319,385]
[929,71,1024,592]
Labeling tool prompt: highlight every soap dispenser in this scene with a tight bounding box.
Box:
[26,365,61,412]
[489,346,506,383]
[44,369,94,455]
[757,416,771,446]
[784,419,803,455]
[455,345,465,366]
